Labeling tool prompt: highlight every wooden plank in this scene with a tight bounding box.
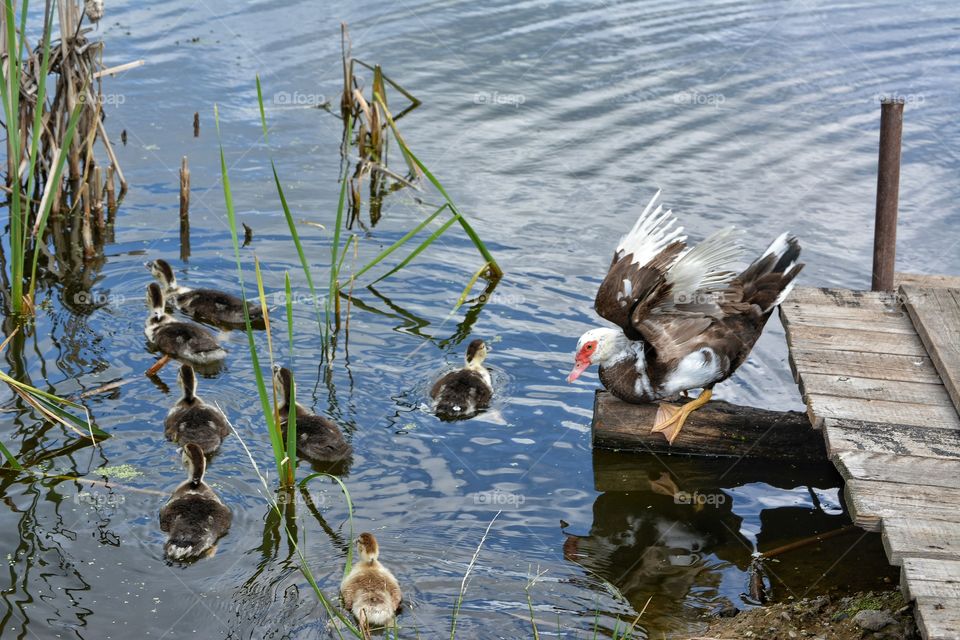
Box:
[806,394,960,430]
[834,451,960,489]
[788,348,941,384]
[883,517,960,565]
[901,558,960,600]
[786,287,901,310]
[781,304,916,334]
[591,391,825,460]
[902,286,960,415]
[823,419,960,460]
[897,272,960,289]
[915,596,960,640]
[843,479,960,532]
[799,372,955,408]
[785,324,929,357]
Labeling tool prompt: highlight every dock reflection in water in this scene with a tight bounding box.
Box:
[562,451,897,632]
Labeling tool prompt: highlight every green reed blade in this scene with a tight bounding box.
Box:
[255,76,326,336]
[2,0,24,311]
[372,214,458,285]
[453,261,493,312]
[215,104,283,483]
[27,86,86,304]
[24,1,54,234]
[0,437,21,470]
[350,203,448,282]
[300,472,355,577]
[373,92,501,279]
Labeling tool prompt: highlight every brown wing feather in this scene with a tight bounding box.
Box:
[634,314,714,364]
[593,242,684,339]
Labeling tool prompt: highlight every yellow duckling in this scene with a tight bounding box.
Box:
[340,532,402,631]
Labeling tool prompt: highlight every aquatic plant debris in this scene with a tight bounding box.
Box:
[95,464,143,481]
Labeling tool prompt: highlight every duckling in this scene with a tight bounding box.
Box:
[146,258,264,328]
[159,443,232,561]
[430,339,493,419]
[145,283,226,367]
[272,365,352,463]
[164,364,231,455]
[340,532,402,630]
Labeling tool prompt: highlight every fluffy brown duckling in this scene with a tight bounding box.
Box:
[340,532,402,630]
[164,364,231,455]
[146,258,264,328]
[272,365,352,463]
[430,339,493,420]
[145,283,226,366]
[159,443,232,561]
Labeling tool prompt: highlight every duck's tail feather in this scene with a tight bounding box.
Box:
[737,233,804,313]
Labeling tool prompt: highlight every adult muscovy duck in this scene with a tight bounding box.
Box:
[567,190,803,444]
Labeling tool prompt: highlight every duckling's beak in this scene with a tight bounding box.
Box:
[144,260,154,270]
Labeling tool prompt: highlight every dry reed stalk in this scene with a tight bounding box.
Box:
[179,156,191,260]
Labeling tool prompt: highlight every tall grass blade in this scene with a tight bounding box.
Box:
[256,75,326,337]
[372,92,501,279]
[372,215,457,285]
[349,204,448,282]
[450,511,501,640]
[300,472,355,577]
[2,0,24,312]
[0,329,103,441]
[0,437,21,470]
[27,91,86,305]
[453,261,494,311]
[229,424,361,638]
[254,256,295,487]
[215,104,283,483]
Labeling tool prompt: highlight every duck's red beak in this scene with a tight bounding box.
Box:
[567,354,591,382]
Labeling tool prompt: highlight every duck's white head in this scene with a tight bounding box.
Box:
[567,328,626,382]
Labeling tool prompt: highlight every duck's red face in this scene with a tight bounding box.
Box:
[567,340,598,382]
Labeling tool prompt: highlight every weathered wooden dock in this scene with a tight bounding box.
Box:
[780,273,960,640]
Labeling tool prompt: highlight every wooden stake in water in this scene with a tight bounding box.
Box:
[193,111,200,137]
[180,155,191,261]
[872,98,904,292]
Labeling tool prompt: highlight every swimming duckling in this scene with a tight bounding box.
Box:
[164,365,231,455]
[272,365,352,463]
[340,532,402,630]
[146,258,264,328]
[159,443,232,561]
[430,339,493,420]
[145,283,226,368]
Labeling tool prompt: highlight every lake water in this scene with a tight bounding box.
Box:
[3,0,958,637]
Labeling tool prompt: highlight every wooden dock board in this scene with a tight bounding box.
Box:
[902,286,960,414]
[781,274,960,640]
[882,517,960,565]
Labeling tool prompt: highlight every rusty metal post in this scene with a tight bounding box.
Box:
[872,98,904,291]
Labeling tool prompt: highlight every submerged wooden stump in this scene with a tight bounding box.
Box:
[592,390,824,461]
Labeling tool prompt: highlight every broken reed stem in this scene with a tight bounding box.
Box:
[193,111,200,137]
[93,165,104,230]
[179,156,191,222]
[179,156,191,261]
[105,164,116,213]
